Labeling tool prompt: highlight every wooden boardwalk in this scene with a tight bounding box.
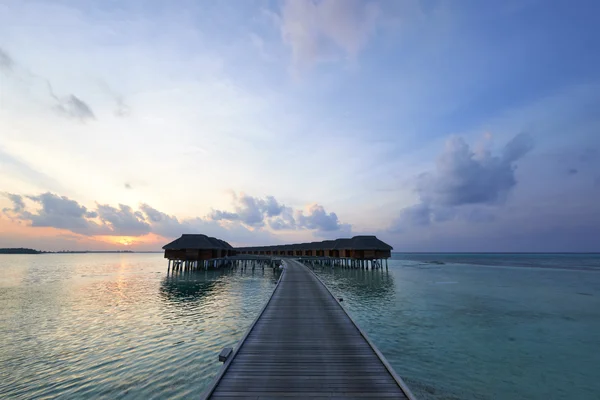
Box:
[203,259,415,399]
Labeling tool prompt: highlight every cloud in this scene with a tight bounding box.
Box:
[3,192,107,235]
[268,206,296,230]
[391,133,533,230]
[417,133,534,206]
[390,203,432,230]
[0,47,95,121]
[139,203,185,238]
[296,203,343,231]
[140,204,227,239]
[124,183,132,189]
[48,83,95,121]
[3,190,351,243]
[96,203,151,236]
[2,193,25,212]
[210,193,350,233]
[138,203,280,245]
[3,192,148,236]
[210,194,287,227]
[0,47,14,72]
[278,0,380,69]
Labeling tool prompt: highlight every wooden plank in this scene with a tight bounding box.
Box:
[202,260,414,399]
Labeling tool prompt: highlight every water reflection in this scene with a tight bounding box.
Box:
[160,267,281,303]
[0,254,281,399]
[160,269,228,302]
[311,265,396,302]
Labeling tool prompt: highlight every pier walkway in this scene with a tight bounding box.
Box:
[203,259,414,399]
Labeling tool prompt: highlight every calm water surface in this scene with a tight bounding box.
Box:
[313,254,600,400]
[0,254,279,399]
[1,253,599,399]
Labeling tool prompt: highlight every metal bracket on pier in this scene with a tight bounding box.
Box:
[218,347,233,362]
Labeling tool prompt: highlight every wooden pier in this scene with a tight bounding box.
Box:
[202,259,415,399]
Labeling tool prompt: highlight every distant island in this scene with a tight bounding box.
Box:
[0,248,45,254]
[0,248,160,254]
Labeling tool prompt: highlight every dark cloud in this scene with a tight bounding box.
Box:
[4,192,107,235]
[391,133,533,231]
[385,196,600,253]
[3,192,144,236]
[0,47,14,72]
[4,191,350,242]
[390,203,496,232]
[417,133,534,206]
[3,193,25,213]
[27,193,87,218]
[390,203,432,231]
[96,204,151,236]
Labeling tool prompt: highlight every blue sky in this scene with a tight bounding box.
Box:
[1,0,599,251]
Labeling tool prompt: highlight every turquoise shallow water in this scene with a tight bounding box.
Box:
[1,253,599,399]
[313,254,600,400]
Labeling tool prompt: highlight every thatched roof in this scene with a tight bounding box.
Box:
[318,240,336,249]
[163,234,232,250]
[350,235,393,250]
[332,238,353,249]
[163,234,392,252]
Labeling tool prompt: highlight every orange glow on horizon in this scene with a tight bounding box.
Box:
[103,236,135,246]
[0,214,167,251]
[96,233,166,249]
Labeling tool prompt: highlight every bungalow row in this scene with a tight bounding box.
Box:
[236,236,392,260]
[163,234,392,261]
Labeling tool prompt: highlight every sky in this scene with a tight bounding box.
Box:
[1,0,599,252]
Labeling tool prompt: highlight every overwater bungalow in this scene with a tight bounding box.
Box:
[163,234,234,261]
[348,235,393,259]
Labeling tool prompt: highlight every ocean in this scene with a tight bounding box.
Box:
[1,253,599,399]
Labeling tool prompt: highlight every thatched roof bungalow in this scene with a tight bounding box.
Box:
[348,236,393,259]
[163,234,234,261]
